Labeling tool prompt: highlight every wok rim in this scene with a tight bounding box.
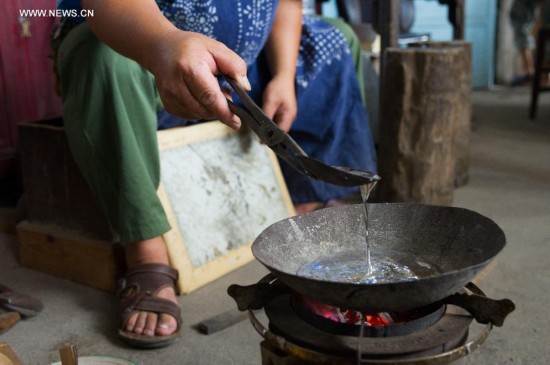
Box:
[251,203,506,288]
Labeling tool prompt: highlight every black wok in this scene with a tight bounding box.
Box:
[251,203,506,312]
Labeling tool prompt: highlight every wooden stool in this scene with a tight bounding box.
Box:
[529,26,550,119]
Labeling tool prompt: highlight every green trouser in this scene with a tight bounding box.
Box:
[57,23,170,243]
[322,16,367,106]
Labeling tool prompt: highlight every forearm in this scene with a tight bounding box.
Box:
[264,0,302,80]
[79,0,249,128]
[81,0,177,72]
[260,0,301,131]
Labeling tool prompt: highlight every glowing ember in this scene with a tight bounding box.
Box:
[296,295,395,326]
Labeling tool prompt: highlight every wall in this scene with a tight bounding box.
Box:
[0,0,62,203]
[411,0,498,89]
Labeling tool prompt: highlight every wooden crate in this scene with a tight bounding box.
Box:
[18,119,114,241]
[16,221,125,292]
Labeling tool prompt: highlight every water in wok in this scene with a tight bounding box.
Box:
[251,203,506,312]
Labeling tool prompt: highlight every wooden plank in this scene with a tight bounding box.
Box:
[378,0,400,50]
[157,122,295,294]
[16,221,124,292]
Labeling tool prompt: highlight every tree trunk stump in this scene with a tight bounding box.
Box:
[378,46,467,205]
[411,41,472,187]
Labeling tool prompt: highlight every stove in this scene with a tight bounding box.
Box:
[228,274,514,365]
[229,203,515,363]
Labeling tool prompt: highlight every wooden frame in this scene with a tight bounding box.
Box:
[157,122,295,294]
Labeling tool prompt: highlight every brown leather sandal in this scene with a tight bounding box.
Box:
[117,263,182,348]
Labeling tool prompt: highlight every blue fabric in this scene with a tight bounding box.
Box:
[58,0,278,66]
[157,0,278,66]
[243,16,377,203]
[59,0,377,203]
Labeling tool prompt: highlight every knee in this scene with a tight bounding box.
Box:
[57,23,144,93]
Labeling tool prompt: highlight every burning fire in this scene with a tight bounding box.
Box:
[297,295,395,326]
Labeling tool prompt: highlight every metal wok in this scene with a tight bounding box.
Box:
[251,203,506,312]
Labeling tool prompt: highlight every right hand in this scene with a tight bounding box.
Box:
[148,29,251,129]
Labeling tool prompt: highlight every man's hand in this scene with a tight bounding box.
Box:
[150,29,251,130]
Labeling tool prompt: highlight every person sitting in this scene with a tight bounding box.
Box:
[54,0,377,348]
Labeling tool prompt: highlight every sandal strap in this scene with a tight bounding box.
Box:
[131,297,182,323]
[118,263,179,294]
[118,263,182,328]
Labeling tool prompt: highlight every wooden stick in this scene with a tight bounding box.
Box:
[59,345,78,365]
[196,308,249,335]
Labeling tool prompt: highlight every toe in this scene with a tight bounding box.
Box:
[134,312,148,334]
[143,312,158,337]
[156,313,178,336]
[125,312,138,332]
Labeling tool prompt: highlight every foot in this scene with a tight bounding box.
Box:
[119,238,181,347]
[123,284,178,337]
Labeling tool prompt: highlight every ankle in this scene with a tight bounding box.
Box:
[124,236,170,268]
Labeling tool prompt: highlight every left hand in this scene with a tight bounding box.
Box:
[261,75,297,132]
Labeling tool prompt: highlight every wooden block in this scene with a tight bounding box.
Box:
[0,343,22,365]
[16,221,124,292]
[409,41,472,188]
[157,122,295,294]
[18,119,114,241]
[379,47,464,205]
[196,308,248,334]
